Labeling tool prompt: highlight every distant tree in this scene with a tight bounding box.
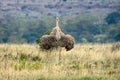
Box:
[63,0,67,2]
[64,18,101,43]
[105,12,120,24]
[21,5,28,10]
[0,27,9,43]
[114,33,120,41]
[106,22,120,42]
[0,20,9,43]
[22,21,47,43]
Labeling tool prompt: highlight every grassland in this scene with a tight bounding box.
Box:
[0,43,120,80]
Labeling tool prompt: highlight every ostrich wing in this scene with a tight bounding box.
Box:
[40,34,75,51]
[59,34,75,51]
[40,35,57,50]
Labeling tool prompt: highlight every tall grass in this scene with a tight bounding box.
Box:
[0,43,120,80]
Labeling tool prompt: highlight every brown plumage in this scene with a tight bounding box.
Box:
[40,17,75,51]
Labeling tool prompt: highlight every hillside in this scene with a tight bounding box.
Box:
[0,0,120,18]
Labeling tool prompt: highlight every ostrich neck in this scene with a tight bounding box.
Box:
[55,22,61,41]
[55,17,61,41]
[56,21,59,27]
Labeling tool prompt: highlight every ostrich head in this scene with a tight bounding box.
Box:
[55,17,61,41]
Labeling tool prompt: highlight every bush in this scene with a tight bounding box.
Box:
[111,42,120,52]
[13,61,43,70]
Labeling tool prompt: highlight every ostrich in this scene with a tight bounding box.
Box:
[40,17,75,51]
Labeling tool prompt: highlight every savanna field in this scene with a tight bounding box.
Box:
[0,43,120,80]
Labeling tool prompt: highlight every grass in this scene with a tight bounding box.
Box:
[0,43,120,80]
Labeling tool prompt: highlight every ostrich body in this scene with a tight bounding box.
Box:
[40,17,74,51]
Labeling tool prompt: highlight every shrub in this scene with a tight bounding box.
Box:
[111,42,120,52]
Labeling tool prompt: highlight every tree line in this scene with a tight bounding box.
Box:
[0,12,120,43]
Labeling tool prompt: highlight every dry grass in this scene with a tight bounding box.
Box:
[0,43,120,80]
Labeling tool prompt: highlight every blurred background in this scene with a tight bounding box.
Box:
[0,0,120,43]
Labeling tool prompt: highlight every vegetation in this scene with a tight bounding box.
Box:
[0,11,120,43]
[105,12,120,25]
[0,43,120,80]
